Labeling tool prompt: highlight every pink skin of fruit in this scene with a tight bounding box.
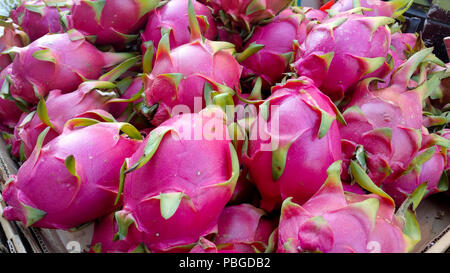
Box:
[141,0,218,53]
[10,0,69,42]
[0,66,23,133]
[144,36,242,126]
[344,191,409,253]
[11,81,117,159]
[0,22,25,72]
[189,237,219,253]
[278,161,411,253]
[191,204,276,253]
[68,0,159,47]
[143,0,242,127]
[108,77,144,120]
[114,108,240,252]
[340,81,424,186]
[303,7,328,22]
[382,146,446,205]
[243,77,343,212]
[2,122,142,229]
[7,30,133,104]
[214,204,276,252]
[329,0,413,18]
[292,13,394,101]
[440,130,450,197]
[204,0,293,30]
[89,212,143,253]
[339,48,448,204]
[342,183,366,194]
[0,98,23,133]
[378,32,419,88]
[240,9,308,88]
[143,0,242,126]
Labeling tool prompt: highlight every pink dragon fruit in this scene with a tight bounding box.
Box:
[377,32,421,88]
[329,0,413,18]
[108,77,154,131]
[239,9,309,89]
[214,204,276,252]
[68,0,160,47]
[189,237,218,253]
[144,0,242,126]
[292,12,394,101]
[340,48,448,197]
[89,212,146,253]
[243,77,343,212]
[2,121,142,229]
[278,160,420,253]
[0,66,23,133]
[113,107,239,252]
[0,98,23,133]
[141,0,218,53]
[302,7,328,22]
[190,204,276,253]
[5,30,134,104]
[204,0,293,31]
[0,20,27,72]
[108,77,143,120]
[10,0,69,42]
[382,145,447,205]
[12,81,117,159]
[390,32,419,61]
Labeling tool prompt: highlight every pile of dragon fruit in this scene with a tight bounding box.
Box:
[0,0,449,253]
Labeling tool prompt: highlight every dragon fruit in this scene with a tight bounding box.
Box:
[204,0,293,31]
[2,121,142,229]
[190,204,276,253]
[113,107,239,252]
[5,30,134,104]
[108,77,143,120]
[189,237,218,253]
[12,81,117,159]
[0,20,27,72]
[142,0,218,53]
[0,98,22,133]
[144,0,242,126]
[239,9,309,89]
[292,12,394,101]
[89,212,146,253]
[377,32,421,88]
[243,77,343,212]
[382,145,447,205]
[10,0,69,42]
[390,32,419,61]
[302,7,328,22]
[340,48,448,196]
[108,77,154,131]
[0,66,23,133]
[68,0,160,47]
[214,204,276,252]
[278,160,420,253]
[329,0,413,18]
